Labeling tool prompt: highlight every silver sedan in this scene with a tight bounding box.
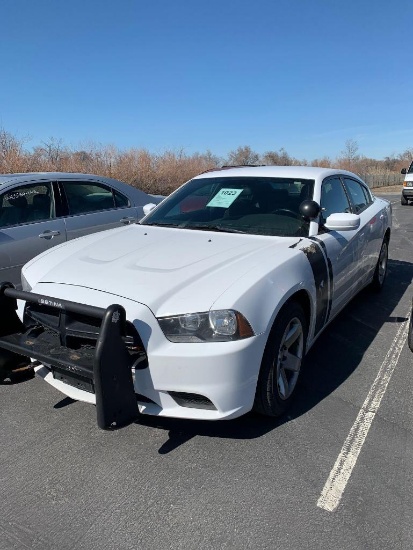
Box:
[0,172,161,286]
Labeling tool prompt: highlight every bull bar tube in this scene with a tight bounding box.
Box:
[0,283,139,429]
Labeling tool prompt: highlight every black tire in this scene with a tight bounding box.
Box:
[9,366,35,383]
[401,195,408,205]
[408,313,413,353]
[0,350,28,382]
[370,238,388,292]
[253,302,307,417]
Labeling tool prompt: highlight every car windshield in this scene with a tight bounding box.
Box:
[142,176,315,237]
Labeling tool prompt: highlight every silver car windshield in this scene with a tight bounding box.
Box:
[142,177,315,237]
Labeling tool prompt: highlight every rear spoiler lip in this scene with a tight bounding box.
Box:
[0,282,139,430]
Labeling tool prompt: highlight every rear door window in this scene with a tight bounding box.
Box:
[62,182,116,215]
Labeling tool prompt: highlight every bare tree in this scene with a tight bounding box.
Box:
[338,139,360,170]
[37,137,66,169]
[383,154,398,171]
[0,127,27,172]
[202,149,222,168]
[261,147,297,166]
[227,145,259,166]
[310,156,332,168]
[398,148,413,163]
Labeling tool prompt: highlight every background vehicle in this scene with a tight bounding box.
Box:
[400,162,413,205]
[0,172,162,286]
[0,166,392,427]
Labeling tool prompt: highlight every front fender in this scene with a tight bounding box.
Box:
[211,248,317,340]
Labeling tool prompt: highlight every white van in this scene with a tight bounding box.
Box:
[401,162,413,205]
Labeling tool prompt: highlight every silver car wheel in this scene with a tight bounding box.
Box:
[276,317,304,400]
[378,241,388,285]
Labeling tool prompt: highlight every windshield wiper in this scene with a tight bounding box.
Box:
[142,221,181,228]
[143,221,248,233]
[183,224,247,234]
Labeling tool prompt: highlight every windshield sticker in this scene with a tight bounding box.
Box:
[206,188,243,208]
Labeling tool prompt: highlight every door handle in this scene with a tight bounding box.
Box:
[120,216,136,225]
[39,230,61,239]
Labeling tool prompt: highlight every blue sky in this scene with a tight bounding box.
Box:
[1,0,412,161]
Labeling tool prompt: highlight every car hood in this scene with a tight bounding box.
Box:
[25,225,300,316]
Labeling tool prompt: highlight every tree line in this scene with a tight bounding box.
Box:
[0,129,410,195]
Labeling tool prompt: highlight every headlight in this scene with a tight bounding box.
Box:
[158,310,254,343]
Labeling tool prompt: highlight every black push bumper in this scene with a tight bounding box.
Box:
[0,283,140,429]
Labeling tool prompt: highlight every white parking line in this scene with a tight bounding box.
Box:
[317,309,411,513]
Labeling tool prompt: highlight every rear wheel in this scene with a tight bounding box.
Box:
[408,312,413,353]
[401,195,408,205]
[371,238,388,292]
[254,302,307,417]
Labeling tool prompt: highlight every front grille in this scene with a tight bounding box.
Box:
[23,302,148,374]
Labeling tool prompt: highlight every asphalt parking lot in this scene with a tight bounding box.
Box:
[0,192,412,550]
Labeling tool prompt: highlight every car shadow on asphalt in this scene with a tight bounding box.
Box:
[135,258,413,454]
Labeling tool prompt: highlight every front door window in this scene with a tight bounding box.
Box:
[0,183,54,228]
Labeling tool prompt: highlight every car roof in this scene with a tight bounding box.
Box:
[0,172,125,185]
[193,165,362,181]
[0,172,158,203]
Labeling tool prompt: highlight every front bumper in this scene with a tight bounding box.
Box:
[0,282,265,426]
[402,186,413,199]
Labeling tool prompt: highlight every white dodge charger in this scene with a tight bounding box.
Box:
[0,166,391,429]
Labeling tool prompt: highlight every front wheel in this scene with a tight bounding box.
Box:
[401,195,408,205]
[253,302,307,417]
[370,238,388,292]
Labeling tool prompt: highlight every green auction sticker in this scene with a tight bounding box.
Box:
[206,188,243,208]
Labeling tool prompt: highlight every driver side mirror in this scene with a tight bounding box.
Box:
[299,200,320,220]
[143,203,157,216]
[401,168,407,174]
